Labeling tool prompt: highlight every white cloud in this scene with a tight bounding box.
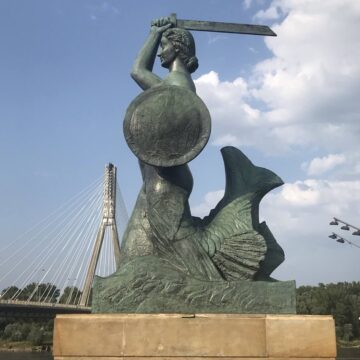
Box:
[280,181,320,206]
[265,179,360,214]
[196,1,360,155]
[302,154,346,176]
[261,178,360,284]
[253,0,360,151]
[254,3,282,20]
[212,134,241,147]
[195,72,273,151]
[191,189,224,218]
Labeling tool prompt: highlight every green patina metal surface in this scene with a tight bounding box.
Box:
[93,256,295,314]
[93,16,295,313]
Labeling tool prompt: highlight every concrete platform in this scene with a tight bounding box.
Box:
[53,313,336,360]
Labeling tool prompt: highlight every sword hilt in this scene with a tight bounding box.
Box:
[169,13,177,28]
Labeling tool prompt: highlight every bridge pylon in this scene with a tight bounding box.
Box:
[80,163,121,306]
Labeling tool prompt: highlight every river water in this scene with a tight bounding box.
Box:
[0,353,52,360]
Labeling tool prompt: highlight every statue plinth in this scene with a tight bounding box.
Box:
[53,313,336,360]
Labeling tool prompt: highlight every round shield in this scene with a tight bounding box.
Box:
[124,85,211,167]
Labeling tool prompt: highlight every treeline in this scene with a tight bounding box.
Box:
[1,282,82,304]
[296,282,360,340]
[0,283,83,346]
[0,318,53,346]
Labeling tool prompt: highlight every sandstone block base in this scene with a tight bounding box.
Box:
[53,314,336,360]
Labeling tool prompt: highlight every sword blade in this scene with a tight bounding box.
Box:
[176,19,276,36]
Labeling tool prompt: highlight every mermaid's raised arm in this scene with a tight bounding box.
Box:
[131,18,172,90]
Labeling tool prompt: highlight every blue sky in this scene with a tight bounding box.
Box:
[1,0,360,287]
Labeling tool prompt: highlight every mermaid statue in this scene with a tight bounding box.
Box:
[93,17,295,313]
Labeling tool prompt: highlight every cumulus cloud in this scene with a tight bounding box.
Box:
[261,178,360,284]
[195,71,272,151]
[254,3,283,20]
[302,154,346,176]
[191,189,224,218]
[195,0,360,154]
[263,179,360,218]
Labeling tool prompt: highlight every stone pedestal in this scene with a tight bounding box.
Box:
[53,314,336,360]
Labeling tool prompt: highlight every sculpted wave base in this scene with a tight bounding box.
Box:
[92,255,296,314]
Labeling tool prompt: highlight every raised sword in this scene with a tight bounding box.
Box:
[168,13,276,37]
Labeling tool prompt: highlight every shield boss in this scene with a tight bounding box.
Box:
[124,85,211,167]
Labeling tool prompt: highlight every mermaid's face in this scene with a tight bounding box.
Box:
[158,36,177,68]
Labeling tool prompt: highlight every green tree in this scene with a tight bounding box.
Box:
[1,286,20,300]
[27,323,44,345]
[3,322,30,341]
[18,282,60,302]
[296,282,360,339]
[59,286,82,305]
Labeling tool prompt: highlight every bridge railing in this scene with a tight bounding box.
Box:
[0,299,91,310]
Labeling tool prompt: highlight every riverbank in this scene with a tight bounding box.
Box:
[0,340,51,352]
[338,340,360,359]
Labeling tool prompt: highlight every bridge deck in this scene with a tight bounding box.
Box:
[0,299,91,315]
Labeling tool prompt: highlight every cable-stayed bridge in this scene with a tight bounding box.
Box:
[0,163,128,315]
